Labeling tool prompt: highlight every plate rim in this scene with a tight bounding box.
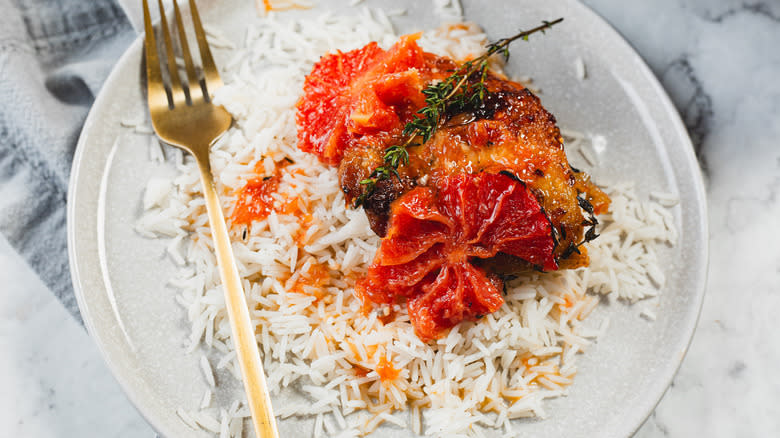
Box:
[66,34,166,433]
[67,2,709,437]
[568,5,709,437]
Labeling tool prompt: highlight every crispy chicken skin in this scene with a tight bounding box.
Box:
[337,71,609,269]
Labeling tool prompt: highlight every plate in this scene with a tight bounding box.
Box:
[67,0,708,436]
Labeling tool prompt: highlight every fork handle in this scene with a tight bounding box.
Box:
[196,156,279,438]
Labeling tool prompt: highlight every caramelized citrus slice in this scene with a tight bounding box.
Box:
[357,172,557,340]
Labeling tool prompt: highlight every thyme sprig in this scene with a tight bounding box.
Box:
[355,18,564,207]
[559,194,600,259]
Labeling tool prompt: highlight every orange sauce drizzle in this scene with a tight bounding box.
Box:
[376,355,400,382]
[290,263,329,300]
[259,0,312,13]
[232,164,307,226]
[232,175,280,225]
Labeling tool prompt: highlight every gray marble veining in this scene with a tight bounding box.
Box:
[582,0,780,436]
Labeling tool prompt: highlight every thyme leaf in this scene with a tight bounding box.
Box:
[559,194,600,260]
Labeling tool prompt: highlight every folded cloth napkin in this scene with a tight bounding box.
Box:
[0,0,135,322]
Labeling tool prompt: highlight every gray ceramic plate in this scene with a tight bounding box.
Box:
[68,0,708,437]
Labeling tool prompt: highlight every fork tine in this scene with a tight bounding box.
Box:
[189,0,223,97]
[143,0,168,110]
[157,0,187,107]
[172,0,203,102]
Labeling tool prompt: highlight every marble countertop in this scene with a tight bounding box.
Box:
[2,0,779,436]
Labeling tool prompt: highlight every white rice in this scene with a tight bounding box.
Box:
[201,354,217,387]
[201,388,213,409]
[176,407,200,430]
[135,8,678,438]
[574,56,586,80]
[148,136,165,163]
[640,308,657,321]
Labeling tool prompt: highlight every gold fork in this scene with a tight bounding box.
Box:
[142,1,278,436]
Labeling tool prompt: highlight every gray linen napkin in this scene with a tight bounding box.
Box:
[0,0,135,321]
